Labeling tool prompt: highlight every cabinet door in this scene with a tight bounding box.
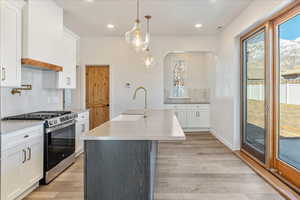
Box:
[188,110,199,128]
[23,135,44,186]
[75,121,83,154]
[79,122,86,151]
[76,120,88,154]
[59,29,77,89]
[0,1,21,87]
[2,144,26,200]
[199,110,210,128]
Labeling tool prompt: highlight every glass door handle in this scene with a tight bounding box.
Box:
[27,147,31,161]
[22,149,27,163]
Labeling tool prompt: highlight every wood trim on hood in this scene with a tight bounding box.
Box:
[21,58,63,72]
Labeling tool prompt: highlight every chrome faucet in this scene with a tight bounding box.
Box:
[132,86,148,117]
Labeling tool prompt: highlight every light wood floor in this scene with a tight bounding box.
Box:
[24,133,284,200]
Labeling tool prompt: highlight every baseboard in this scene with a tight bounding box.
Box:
[209,128,237,150]
[16,182,39,200]
[184,127,210,132]
[75,149,84,157]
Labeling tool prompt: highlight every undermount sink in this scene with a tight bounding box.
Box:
[112,114,144,122]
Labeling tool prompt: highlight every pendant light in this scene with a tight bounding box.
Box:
[125,0,144,52]
[144,48,154,68]
[143,15,154,68]
[143,15,151,51]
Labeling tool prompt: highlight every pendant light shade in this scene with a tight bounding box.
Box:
[144,48,154,68]
[143,15,151,51]
[143,16,154,68]
[125,0,144,51]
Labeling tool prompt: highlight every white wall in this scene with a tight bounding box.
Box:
[1,68,63,117]
[211,0,294,150]
[79,36,217,118]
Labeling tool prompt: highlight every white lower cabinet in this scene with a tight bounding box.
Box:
[75,111,89,156]
[3,143,26,200]
[166,104,210,131]
[1,125,44,200]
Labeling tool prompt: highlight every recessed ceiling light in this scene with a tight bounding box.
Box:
[195,24,203,28]
[210,0,217,3]
[84,0,94,3]
[107,24,115,29]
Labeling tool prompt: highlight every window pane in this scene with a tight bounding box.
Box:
[243,30,266,159]
[278,14,300,170]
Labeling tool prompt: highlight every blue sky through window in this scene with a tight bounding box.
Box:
[279,14,300,40]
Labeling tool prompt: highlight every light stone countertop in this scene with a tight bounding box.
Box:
[164,102,210,105]
[83,109,186,141]
[0,120,45,135]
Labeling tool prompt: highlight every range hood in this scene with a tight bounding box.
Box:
[22,0,64,72]
[21,58,63,72]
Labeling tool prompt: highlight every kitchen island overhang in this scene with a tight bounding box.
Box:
[82,109,185,200]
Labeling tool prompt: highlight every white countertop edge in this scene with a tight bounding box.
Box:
[83,135,186,141]
[0,120,45,135]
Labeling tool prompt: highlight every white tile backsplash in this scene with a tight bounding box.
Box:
[0,67,63,117]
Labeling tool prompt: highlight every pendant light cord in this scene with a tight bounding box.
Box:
[136,0,140,22]
[147,17,149,33]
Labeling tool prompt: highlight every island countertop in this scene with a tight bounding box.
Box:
[83,109,185,141]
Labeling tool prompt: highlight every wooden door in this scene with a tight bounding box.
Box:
[86,65,109,129]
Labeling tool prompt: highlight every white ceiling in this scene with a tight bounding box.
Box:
[55,0,253,37]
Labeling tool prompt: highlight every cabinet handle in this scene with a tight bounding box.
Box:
[67,77,71,85]
[1,67,5,81]
[22,149,27,163]
[81,124,85,132]
[27,147,31,161]
[196,111,200,117]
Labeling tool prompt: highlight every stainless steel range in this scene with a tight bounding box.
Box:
[3,111,78,184]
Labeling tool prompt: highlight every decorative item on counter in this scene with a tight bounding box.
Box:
[172,60,188,98]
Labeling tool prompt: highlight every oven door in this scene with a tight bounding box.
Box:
[45,120,75,171]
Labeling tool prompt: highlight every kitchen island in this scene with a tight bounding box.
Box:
[82,109,185,200]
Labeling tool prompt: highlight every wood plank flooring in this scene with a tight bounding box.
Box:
[24,133,284,200]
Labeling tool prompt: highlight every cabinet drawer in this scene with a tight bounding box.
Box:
[1,125,43,151]
[77,111,89,121]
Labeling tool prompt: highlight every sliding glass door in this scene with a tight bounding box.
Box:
[241,27,267,163]
[240,2,300,191]
[274,5,300,188]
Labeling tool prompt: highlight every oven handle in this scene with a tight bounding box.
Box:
[45,120,75,133]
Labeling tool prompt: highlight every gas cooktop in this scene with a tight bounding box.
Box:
[2,111,72,120]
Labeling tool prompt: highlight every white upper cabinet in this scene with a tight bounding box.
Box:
[0,0,23,87]
[58,27,79,89]
[22,0,63,67]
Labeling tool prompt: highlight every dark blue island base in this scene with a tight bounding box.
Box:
[84,140,158,200]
